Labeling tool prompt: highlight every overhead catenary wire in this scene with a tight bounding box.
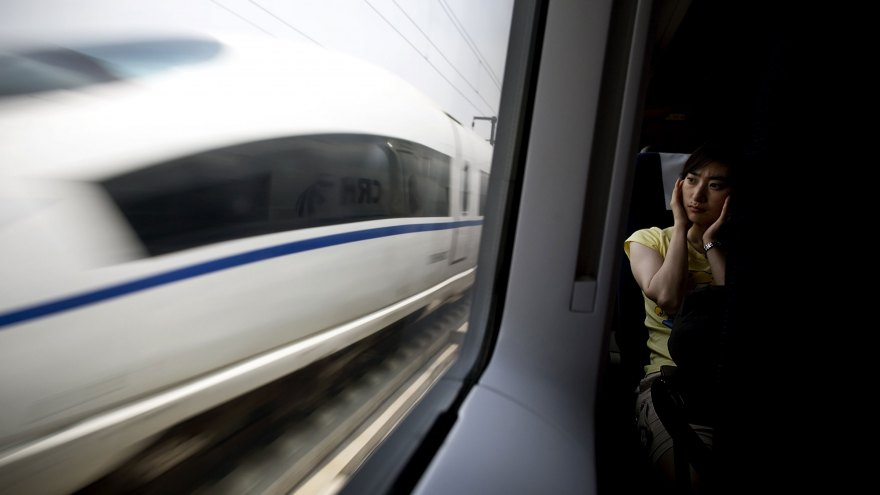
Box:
[209,0,276,37]
[249,0,324,47]
[209,0,497,119]
[362,0,493,116]
[392,0,498,113]
[436,0,502,90]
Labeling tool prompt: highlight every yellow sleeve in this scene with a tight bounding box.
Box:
[624,227,666,259]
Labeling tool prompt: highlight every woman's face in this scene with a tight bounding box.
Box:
[682,161,731,227]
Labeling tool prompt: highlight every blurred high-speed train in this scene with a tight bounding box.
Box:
[0,35,491,493]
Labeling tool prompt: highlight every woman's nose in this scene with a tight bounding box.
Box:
[690,185,707,203]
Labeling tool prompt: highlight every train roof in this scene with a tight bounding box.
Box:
[0,34,460,181]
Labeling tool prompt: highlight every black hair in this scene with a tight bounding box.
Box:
[680,139,742,183]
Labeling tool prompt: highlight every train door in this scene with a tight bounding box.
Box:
[449,161,474,265]
[448,120,489,268]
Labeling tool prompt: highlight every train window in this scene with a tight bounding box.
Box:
[392,140,452,217]
[102,134,396,256]
[265,135,393,225]
[73,38,224,78]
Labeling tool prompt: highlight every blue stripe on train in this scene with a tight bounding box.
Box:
[0,219,483,329]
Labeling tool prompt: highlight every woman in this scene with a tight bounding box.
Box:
[624,141,736,486]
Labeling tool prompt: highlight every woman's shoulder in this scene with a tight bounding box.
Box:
[626,226,671,244]
[624,226,672,256]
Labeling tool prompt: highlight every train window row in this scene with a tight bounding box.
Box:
[101,134,455,256]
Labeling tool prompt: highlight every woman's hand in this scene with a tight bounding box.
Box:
[703,196,730,243]
[670,179,690,228]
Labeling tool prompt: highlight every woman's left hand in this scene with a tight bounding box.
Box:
[703,196,730,244]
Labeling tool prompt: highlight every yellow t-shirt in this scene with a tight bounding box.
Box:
[624,226,714,375]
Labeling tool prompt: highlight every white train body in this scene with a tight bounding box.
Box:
[0,35,491,493]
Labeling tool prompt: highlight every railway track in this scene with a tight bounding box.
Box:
[77,296,470,495]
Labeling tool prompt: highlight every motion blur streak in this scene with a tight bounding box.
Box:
[0,267,474,468]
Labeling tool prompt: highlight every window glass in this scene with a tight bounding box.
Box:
[393,140,451,218]
[0,3,513,494]
[0,39,223,97]
[102,135,397,255]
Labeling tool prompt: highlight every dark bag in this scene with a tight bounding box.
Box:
[667,284,727,426]
[649,286,727,490]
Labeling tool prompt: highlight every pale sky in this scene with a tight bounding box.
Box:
[0,0,514,141]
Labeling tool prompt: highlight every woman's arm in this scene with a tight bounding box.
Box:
[702,196,730,286]
[628,179,691,315]
[629,229,689,315]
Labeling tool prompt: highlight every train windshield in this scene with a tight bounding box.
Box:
[0,38,223,96]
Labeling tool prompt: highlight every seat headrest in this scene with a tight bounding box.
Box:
[656,152,689,210]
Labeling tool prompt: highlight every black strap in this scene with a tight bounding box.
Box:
[650,366,714,490]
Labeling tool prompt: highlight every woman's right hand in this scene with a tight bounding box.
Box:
[670,179,690,228]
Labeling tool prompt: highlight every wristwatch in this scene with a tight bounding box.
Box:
[703,240,721,253]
